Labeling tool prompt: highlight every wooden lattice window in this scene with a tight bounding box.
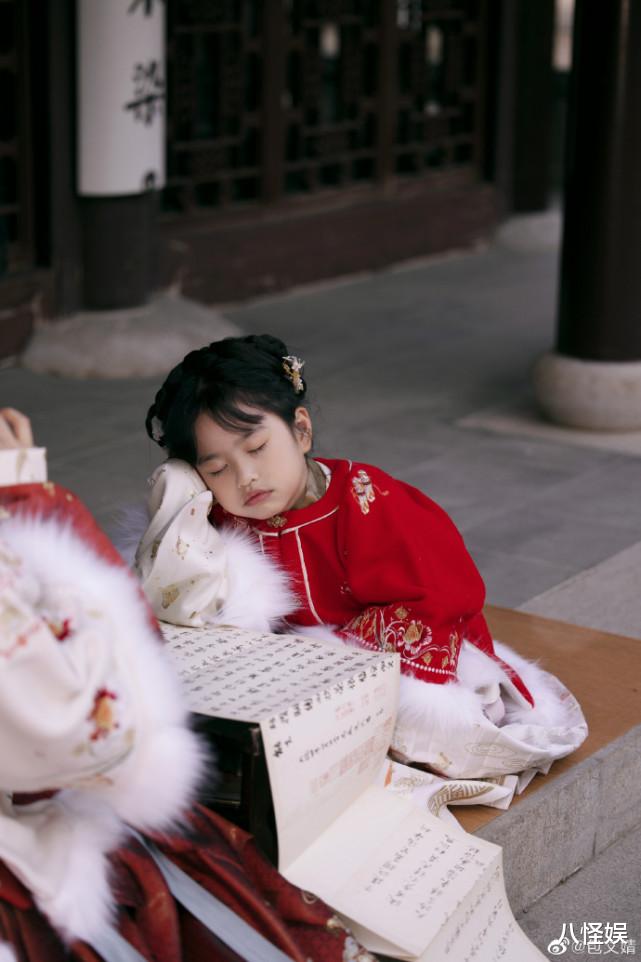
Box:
[164,0,264,212]
[163,0,486,215]
[283,1,380,194]
[395,0,483,174]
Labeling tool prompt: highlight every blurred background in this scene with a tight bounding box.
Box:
[1,0,573,329]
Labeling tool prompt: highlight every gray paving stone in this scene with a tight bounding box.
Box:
[464,502,640,571]
[466,546,577,608]
[460,396,641,456]
[49,435,162,526]
[520,547,641,641]
[529,457,641,529]
[401,438,601,533]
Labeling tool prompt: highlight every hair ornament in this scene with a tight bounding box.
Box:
[150,415,165,444]
[282,355,305,394]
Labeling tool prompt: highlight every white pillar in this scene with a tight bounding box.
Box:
[76,0,165,308]
[77,0,165,196]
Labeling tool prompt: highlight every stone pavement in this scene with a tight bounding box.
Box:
[2,214,640,957]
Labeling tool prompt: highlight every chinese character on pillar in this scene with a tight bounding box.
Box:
[77,0,165,196]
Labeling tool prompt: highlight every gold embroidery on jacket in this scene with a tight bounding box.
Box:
[350,470,389,515]
[344,606,462,676]
[267,514,287,528]
[161,585,180,609]
[350,470,376,514]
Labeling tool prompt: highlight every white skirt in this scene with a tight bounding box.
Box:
[390,639,588,784]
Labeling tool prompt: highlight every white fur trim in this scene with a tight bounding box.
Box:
[132,459,294,631]
[109,499,150,568]
[398,671,484,734]
[213,525,295,632]
[492,639,579,729]
[391,638,587,778]
[399,641,580,733]
[457,641,507,693]
[1,514,205,828]
[34,794,123,944]
[0,944,17,962]
[285,623,347,648]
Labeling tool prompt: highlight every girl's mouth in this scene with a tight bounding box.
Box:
[244,490,271,507]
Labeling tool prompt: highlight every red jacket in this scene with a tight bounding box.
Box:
[214,459,534,704]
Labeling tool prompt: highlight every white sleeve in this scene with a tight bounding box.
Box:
[134,459,229,627]
[0,447,47,485]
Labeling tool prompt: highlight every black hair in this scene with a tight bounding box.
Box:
[145,334,308,464]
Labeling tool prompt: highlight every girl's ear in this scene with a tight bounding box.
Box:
[293,407,313,453]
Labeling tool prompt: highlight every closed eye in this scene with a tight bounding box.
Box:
[209,465,227,477]
[249,442,267,454]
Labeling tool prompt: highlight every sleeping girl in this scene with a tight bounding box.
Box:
[135,334,587,781]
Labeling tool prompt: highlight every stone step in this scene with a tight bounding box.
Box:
[455,607,641,915]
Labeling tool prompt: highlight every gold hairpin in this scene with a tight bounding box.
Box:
[282,355,305,393]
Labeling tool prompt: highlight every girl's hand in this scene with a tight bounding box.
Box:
[0,408,34,448]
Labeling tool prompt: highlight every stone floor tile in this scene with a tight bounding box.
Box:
[465,546,577,608]
[464,503,641,572]
[520,542,641,640]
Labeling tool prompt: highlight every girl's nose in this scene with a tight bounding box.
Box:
[238,463,259,488]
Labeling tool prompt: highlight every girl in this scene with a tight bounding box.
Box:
[137,334,587,782]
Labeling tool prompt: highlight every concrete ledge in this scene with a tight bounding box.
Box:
[474,727,641,914]
[455,608,641,913]
[594,724,641,852]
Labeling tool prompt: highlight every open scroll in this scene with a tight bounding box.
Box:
[162,623,545,961]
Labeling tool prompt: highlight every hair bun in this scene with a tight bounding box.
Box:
[243,334,289,361]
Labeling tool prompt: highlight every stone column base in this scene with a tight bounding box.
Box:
[533,352,641,431]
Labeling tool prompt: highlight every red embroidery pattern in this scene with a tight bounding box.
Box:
[0,620,40,660]
[46,617,72,642]
[344,605,460,681]
[88,688,119,741]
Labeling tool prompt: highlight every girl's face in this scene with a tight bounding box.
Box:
[194,406,313,519]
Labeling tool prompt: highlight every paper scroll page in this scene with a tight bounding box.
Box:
[282,786,502,958]
[348,857,545,961]
[161,623,544,960]
[161,623,278,679]
[164,620,401,870]
[260,655,399,868]
[417,855,547,962]
[162,622,398,722]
